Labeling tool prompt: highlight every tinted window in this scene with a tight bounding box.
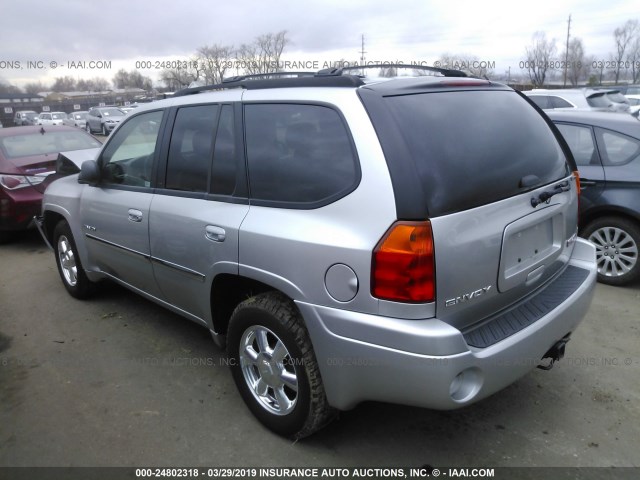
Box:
[551,96,573,108]
[166,105,218,192]
[211,105,237,196]
[245,104,358,205]
[528,95,550,109]
[596,128,640,166]
[101,110,163,187]
[383,90,569,216]
[555,124,597,166]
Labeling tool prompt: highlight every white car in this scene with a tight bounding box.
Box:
[37,111,67,126]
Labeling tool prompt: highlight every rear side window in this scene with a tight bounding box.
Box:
[555,124,597,166]
[596,128,640,166]
[382,90,569,217]
[550,96,573,108]
[244,103,359,206]
[528,95,550,109]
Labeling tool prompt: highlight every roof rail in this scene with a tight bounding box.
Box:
[173,74,365,97]
[316,63,468,78]
[222,71,316,83]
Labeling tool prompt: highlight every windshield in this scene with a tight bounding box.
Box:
[0,130,101,158]
[51,113,65,119]
[101,108,125,117]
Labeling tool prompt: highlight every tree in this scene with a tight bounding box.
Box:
[627,35,640,83]
[524,31,557,87]
[563,38,586,86]
[113,69,153,90]
[197,44,235,83]
[612,20,638,83]
[236,30,289,75]
[0,79,22,94]
[52,76,76,92]
[24,81,48,94]
[160,62,200,90]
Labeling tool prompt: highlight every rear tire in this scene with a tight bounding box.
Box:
[86,123,92,134]
[227,292,336,439]
[53,220,95,298]
[583,217,640,285]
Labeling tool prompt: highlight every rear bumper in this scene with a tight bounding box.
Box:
[297,238,597,411]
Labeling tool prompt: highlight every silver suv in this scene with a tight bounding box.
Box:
[36,66,597,438]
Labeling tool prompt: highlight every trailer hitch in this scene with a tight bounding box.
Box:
[537,335,571,371]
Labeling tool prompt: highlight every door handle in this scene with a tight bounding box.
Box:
[580,179,597,188]
[128,209,143,222]
[205,225,226,242]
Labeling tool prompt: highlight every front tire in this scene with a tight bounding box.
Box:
[227,292,336,439]
[583,217,640,285]
[102,124,108,136]
[53,221,94,298]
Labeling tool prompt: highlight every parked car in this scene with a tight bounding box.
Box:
[86,106,126,135]
[625,94,640,118]
[525,88,630,113]
[37,112,67,126]
[36,66,597,438]
[0,126,101,243]
[63,111,89,128]
[547,110,640,285]
[13,110,38,126]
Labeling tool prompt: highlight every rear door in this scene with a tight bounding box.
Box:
[149,98,249,322]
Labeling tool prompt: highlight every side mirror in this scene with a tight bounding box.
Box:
[78,160,100,186]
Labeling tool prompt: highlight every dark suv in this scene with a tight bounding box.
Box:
[547,110,640,285]
[37,66,597,438]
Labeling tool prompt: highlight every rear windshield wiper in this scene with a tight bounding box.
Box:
[531,180,570,208]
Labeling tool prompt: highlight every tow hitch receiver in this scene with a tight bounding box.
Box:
[538,335,571,371]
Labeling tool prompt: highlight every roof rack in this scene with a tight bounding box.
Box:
[222,71,316,83]
[316,63,468,78]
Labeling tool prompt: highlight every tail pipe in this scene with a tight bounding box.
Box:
[537,334,571,371]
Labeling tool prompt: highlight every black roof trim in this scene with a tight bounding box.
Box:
[317,63,468,78]
[222,72,317,83]
[173,75,365,97]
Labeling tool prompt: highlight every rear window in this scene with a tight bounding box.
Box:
[0,131,101,158]
[382,90,569,216]
[586,93,611,108]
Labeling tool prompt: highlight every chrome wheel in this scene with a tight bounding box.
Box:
[239,325,298,416]
[57,235,78,286]
[589,226,638,278]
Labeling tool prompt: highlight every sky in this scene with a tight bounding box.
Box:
[0,0,638,89]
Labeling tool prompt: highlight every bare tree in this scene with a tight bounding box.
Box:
[24,81,48,94]
[563,38,586,86]
[627,35,640,83]
[52,76,76,92]
[160,65,199,90]
[613,19,639,83]
[524,31,557,87]
[236,30,289,75]
[0,79,22,94]
[197,44,235,83]
[113,69,153,90]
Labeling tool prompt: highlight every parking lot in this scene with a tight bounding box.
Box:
[0,230,638,469]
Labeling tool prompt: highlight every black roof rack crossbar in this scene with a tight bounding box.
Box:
[222,71,317,83]
[316,63,468,78]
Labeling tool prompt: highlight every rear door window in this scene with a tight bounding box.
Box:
[555,124,597,166]
[244,103,359,207]
[596,128,640,166]
[381,90,569,216]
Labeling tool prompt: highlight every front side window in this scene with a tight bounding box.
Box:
[244,103,358,205]
[100,110,163,187]
[555,123,597,166]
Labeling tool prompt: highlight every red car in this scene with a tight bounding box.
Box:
[0,125,101,242]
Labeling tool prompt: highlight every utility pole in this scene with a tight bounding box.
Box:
[359,34,367,76]
[563,14,571,87]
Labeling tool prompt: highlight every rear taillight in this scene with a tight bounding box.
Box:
[372,221,435,303]
[573,170,581,217]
